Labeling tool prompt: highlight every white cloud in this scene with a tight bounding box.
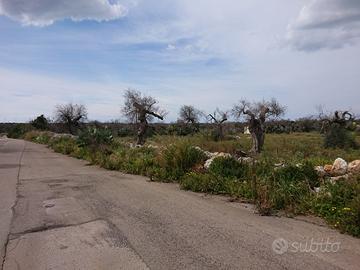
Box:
[287,0,360,51]
[0,0,127,26]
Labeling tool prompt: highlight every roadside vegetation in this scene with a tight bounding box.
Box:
[18,129,360,237]
[3,92,360,237]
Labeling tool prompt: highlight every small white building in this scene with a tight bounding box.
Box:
[244,126,251,135]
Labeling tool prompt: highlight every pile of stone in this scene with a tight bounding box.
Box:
[52,133,77,139]
[193,146,253,169]
[315,158,360,182]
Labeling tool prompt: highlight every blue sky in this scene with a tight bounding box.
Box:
[0,0,360,122]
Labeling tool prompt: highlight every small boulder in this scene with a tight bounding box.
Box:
[331,158,348,176]
[238,157,253,164]
[329,174,350,184]
[315,166,326,177]
[348,160,360,174]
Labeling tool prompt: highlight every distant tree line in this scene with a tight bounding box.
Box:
[2,89,359,153]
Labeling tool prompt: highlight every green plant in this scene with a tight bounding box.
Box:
[265,163,318,213]
[181,173,227,193]
[312,178,360,237]
[209,157,250,179]
[50,137,78,155]
[31,115,49,130]
[156,142,206,181]
[77,127,113,148]
[7,124,31,139]
[324,124,358,149]
[24,131,52,144]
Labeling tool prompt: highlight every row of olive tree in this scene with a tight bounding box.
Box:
[47,90,285,154]
[121,89,286,153]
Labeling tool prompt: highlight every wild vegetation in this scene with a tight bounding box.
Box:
[3,90,360,237]
[16,129,360,237]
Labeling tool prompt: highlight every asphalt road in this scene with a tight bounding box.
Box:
[0,138,359,270]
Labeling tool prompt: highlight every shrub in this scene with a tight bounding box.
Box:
[31,115,49,130]
[312,178,360,237]
[180,172,254,199]
[156,142,206,181]
[50,137,78,155]
[209,157,250,179]
[77,127,113,148]
[7,124,31,139]
[324,124,358,149]
[181,173,227,193]
[265,162,318,213]
[24,131,53,144]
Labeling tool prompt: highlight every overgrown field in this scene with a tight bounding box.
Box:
[20,130,360,237]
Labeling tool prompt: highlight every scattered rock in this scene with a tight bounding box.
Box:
[274,163,285,168]
[204,152,232,169]
[238,157,254,164]
[330,174,351,184]
[52,133,77,139]
[331,158,348,176]
[348,160,360,174]
[315,166,326,177]
[147,144,159,149]
[193,146,213,159]
[324,165,333,174]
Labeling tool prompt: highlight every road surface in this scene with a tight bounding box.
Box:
[0,138,359,270]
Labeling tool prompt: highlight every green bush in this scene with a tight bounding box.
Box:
[50,137,78,155]
[31,115,49,130]
[24,131,52,144]
[7,124,31,139]
[180,172,254,199]
[324,124,358,149]
[209,157,249,179]
[312,178,360,237]
[156,142,206,181]
[265,162,318,213]
[77,127,113,148]
[181,173,227,193]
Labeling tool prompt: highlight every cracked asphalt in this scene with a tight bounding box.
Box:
[0,138,359,270]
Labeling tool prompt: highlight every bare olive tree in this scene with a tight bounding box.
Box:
[179,105,203,124]
[208,108,228,140]
[320,110,354,133]
[55,103,87,135]
[232,98,285,153]
[178,105,203,134]
[320,110,357,148]
[122,89,165,145]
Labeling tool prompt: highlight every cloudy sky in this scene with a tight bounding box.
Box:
[0,0,359,122]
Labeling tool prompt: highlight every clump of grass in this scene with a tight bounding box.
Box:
[24,130,53,144]
[209,156,250,179]
[49,137,79,155]
[311,177,360,237]
[155,141,207,181]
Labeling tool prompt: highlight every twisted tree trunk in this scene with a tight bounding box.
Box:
[245,108,268,154]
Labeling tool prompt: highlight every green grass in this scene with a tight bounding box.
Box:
[23,130,360,237]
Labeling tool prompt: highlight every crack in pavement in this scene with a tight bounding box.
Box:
[8,218,105,241]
